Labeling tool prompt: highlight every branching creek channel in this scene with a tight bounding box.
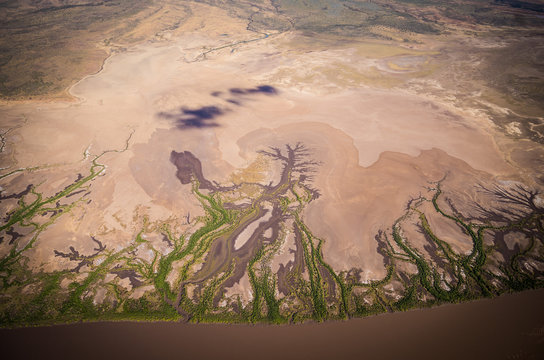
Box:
[0,140,543,326]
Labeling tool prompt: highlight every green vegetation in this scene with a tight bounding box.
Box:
[1,0,543,328]
[374,178,544,310]
[247,241,283,323]
[200,0,441,37]
[1,142,543,327]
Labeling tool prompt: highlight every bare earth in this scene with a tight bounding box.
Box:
[1,1,543,325]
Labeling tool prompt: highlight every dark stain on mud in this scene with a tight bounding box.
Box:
[111,267,144,288]
[6,227,23,245]
[474,183,544,267]
[161,233,173,247]
[53,174,84,198]
[375,230,392,268]
[170,143,320,310]
[277,224,307,297]
[54,236,106,273]
[212,206,286,306]
[169,151,215,190]
[0,184,32,201]
[66,189,86,198]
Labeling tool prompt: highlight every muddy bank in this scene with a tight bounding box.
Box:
[2,289,543,360]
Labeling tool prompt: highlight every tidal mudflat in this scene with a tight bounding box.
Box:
[1,0,543,329]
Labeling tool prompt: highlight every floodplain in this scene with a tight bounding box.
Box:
[0,0,543,334]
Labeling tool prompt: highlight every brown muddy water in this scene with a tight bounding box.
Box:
[2,289,544,360]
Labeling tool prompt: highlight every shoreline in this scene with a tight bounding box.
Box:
[2,287,542,329]
[1,3,543,342]
[2,288,543,359]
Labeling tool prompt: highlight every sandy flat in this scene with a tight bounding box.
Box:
[0,10,538,294]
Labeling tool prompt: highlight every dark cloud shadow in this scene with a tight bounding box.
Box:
[226,99,241,106]
[208,85,279,107]
[159,85,279,129]
[229,85,278,96]
[157,105,224,129]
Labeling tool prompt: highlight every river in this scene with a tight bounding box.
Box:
[1,288,543,359]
